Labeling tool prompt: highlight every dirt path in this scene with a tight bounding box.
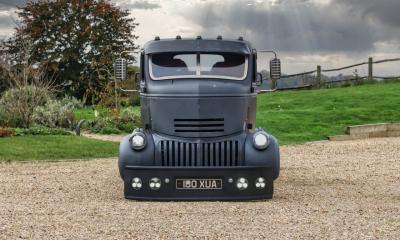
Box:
[1,138,399,239]
[81,133,125,142]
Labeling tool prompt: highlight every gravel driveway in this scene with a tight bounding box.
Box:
[1,137,399,239]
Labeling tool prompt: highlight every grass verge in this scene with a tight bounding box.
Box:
[257,82,400,144]
[0,135,118,161]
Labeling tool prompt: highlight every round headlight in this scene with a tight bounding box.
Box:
[253,132,270,150]
[130,132,146,150]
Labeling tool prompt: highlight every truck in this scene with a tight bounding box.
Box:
[114,36,281,200]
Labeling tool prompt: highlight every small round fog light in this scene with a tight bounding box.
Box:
[255,177,266,189]
[149,178,161,190]
[130,132,146,150]
[236,177,248,190]
[253,132,270,150]
[131,177,142,190]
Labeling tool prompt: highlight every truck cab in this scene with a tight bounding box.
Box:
[116,36,281,200]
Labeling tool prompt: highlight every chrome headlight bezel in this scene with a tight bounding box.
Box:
[129,132,147,151]
[253,132,270,150]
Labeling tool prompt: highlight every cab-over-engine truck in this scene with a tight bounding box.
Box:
[114,36,281,200]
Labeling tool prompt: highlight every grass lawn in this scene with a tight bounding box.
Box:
[2,81,398,162]
[257,82,400,144]
[0,135,119,161]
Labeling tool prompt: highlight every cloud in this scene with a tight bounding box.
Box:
[336,0,400,28]
[181,0,400,54]
[118,0,161,10]
[0,14,15,28]
[0,0,28,10]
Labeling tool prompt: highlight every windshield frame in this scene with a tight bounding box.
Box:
[148,52,249,81]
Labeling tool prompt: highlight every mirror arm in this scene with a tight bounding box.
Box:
[115,51,141,92]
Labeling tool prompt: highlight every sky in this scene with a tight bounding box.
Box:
[1,0,400,76]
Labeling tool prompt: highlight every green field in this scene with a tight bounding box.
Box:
[257,82,400,144]
[1,82,399,161]
[0,136,119,161]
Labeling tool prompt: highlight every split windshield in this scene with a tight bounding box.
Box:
[150,52,247,80]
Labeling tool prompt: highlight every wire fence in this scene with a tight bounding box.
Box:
[277,57,400,90]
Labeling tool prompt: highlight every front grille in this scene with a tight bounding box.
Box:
[158,140,241,167]
[174,118,224,133]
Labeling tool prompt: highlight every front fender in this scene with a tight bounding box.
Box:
[244,132,280,180]
[118,132,155,180]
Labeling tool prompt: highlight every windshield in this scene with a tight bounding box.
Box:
[149,52,248,80]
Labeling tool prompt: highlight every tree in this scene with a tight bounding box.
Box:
[6,0,139,103]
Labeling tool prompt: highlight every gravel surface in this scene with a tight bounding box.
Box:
[1,137,399,239]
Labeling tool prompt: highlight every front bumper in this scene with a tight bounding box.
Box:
[124,166,274,201]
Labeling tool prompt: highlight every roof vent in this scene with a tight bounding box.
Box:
[238,36,244,41]
[217,35,222,40]
[154,36,160,41]
[196,35,202,40]
[176,35,182,39]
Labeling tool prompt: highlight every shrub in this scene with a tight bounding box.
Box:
[13,127,72,136]
[33,99,75,128]
[60,95,84,109]
[0,127,15,137]
[87,107,141,134]
[118,108,141,132]
[0,86,51,128]
[88,117,122,134]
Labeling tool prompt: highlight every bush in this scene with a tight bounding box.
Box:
[0,127,15,137]
[118,108,141,132]
[0,86,51,128]
[13,127,71,136]
[87,107,141,134]
[33,99,75,128]
[60,95,84,109]
[88,117,122,134]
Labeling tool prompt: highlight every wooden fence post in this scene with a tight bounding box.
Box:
[368,57,373,82]
[316,65,322,88]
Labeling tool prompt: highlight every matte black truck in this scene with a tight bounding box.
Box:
[115,36,281,200]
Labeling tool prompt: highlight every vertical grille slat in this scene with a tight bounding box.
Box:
[159,140,241,167]
[161,141,165,166]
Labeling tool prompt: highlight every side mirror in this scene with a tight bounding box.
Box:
[114,58,128,81]
[256,73,263,86]
[270,58,281,81]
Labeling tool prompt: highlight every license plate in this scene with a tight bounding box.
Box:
[176,179,222,190]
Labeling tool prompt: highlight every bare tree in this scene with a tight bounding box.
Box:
[0,36,56,128]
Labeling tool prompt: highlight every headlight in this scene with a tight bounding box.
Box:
[255,177,266,189]
[131,177,142,190]
[253,132,270,150]
[130,132,146,150]
[149,178,161,190]
[236,177,248,190]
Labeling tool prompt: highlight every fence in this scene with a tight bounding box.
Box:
[277,57,400,90]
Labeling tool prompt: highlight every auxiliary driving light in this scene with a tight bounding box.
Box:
[236,178,248,190]
[131,177,142,190]
[149,178,161,190]
[255,177,266,189]
[130,132,146,150]
[253,132,270,150]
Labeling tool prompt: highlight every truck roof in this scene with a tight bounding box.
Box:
[142,37,253,55]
